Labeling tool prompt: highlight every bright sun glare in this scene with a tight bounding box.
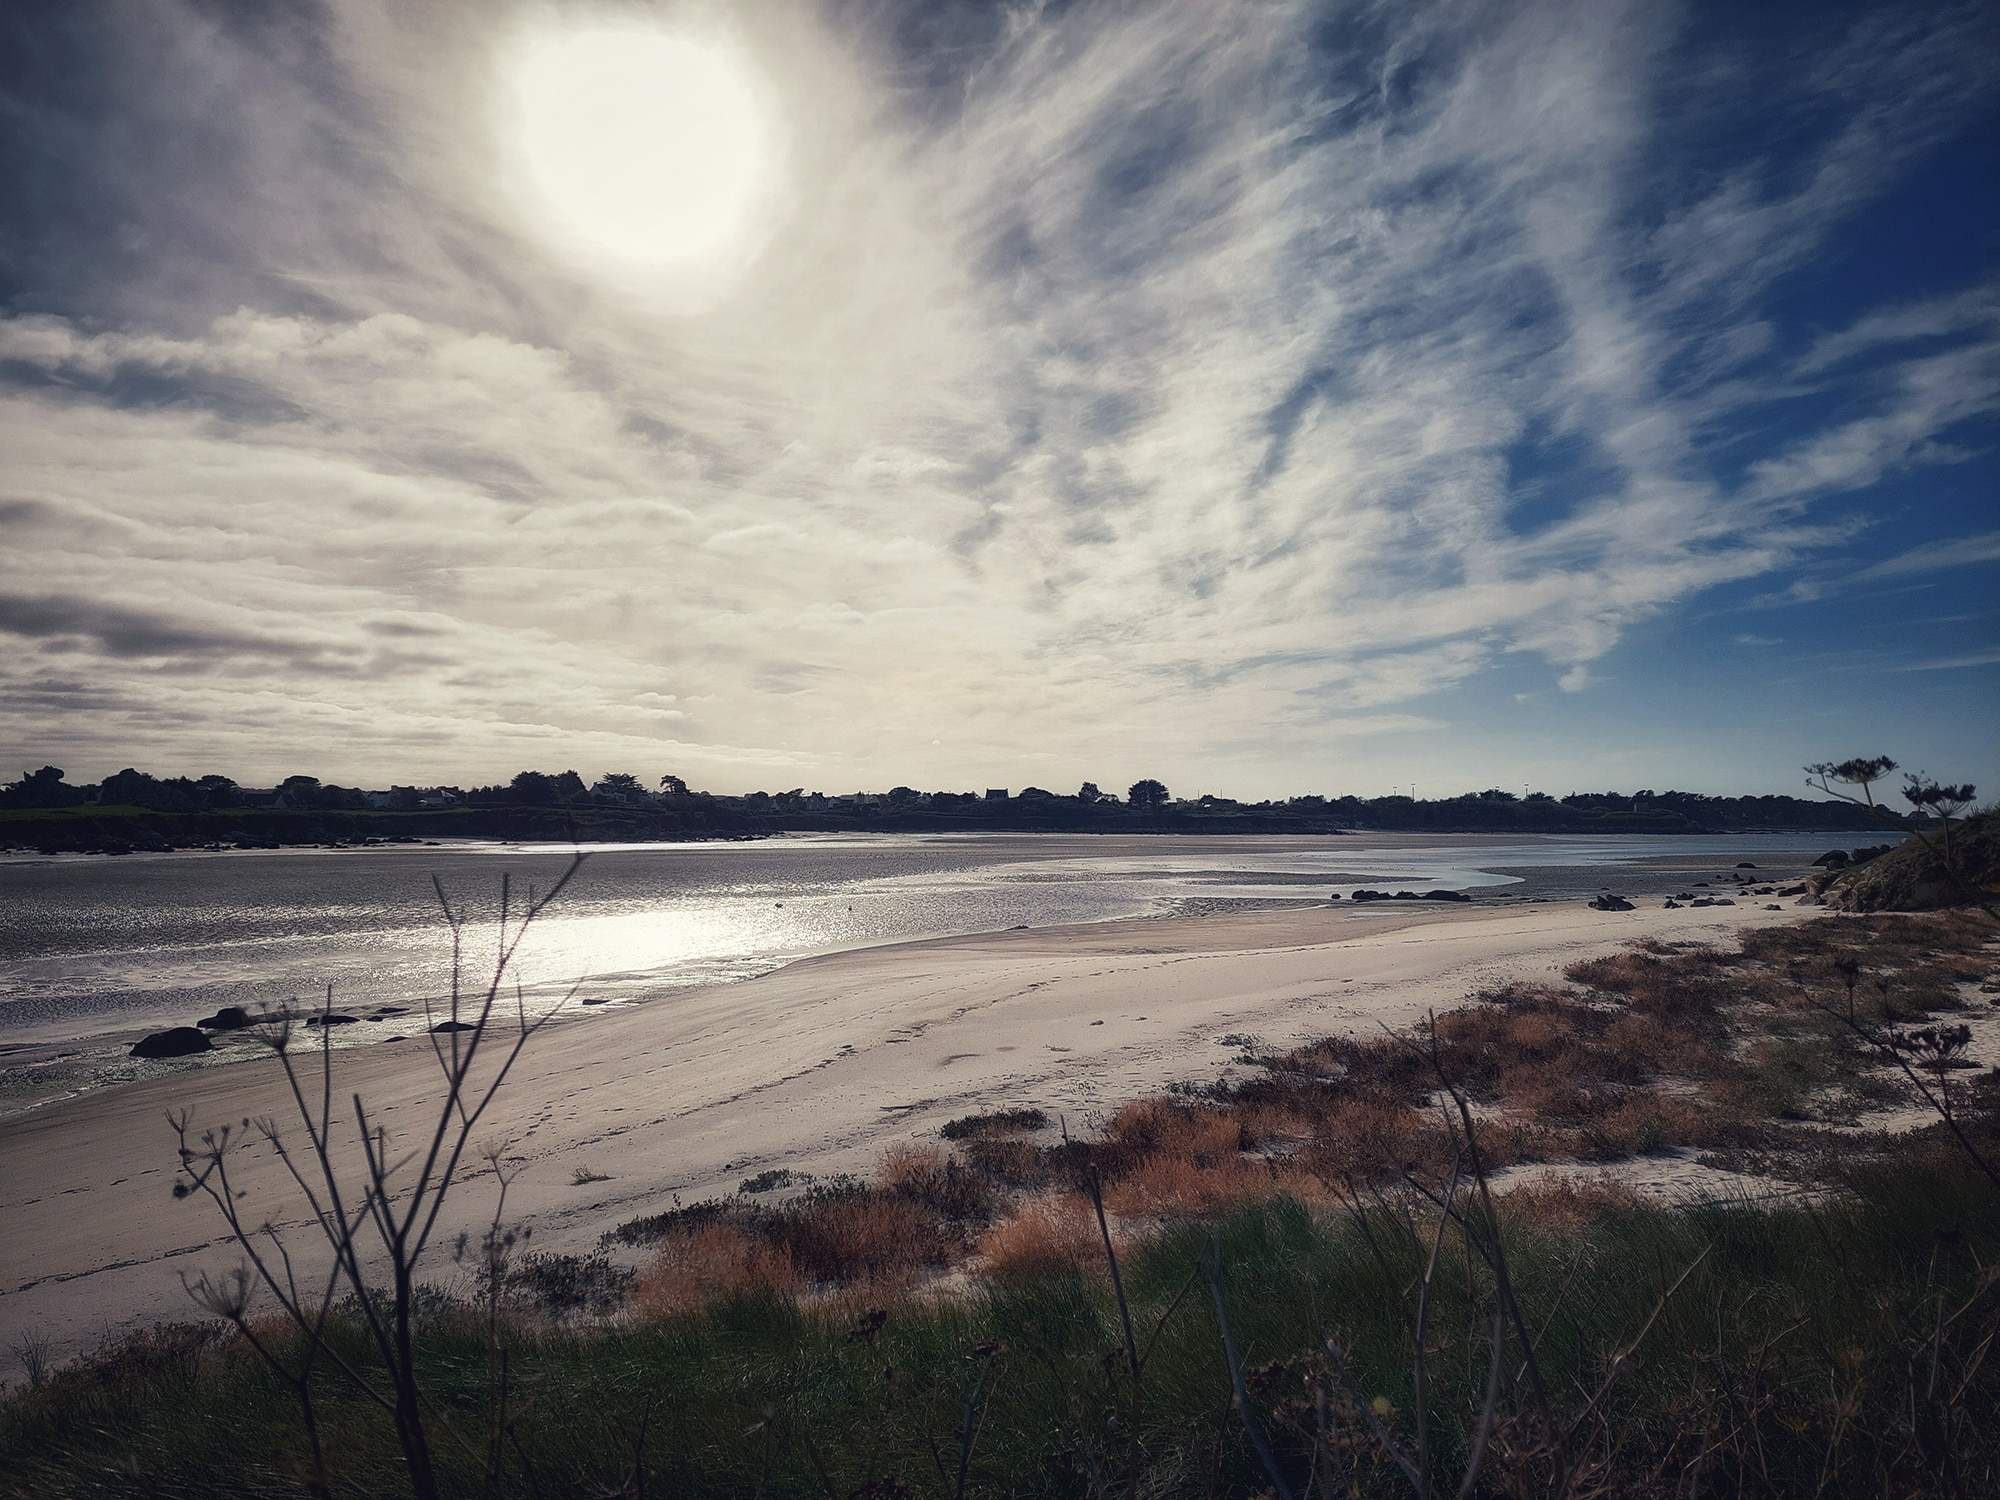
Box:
[505,24,778,268]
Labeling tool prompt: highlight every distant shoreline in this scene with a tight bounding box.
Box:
[0,801,1895,855]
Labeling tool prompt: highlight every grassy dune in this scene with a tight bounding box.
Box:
[5,910,1998,1497]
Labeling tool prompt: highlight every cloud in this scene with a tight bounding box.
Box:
[1902,647,2000,672]
[1793,288,2000,377]
[0,592,309,661]
[1735,340,1999,506]
[1747,528,2000,609]
[1857,531,2000,579]
[0,0,1994,789]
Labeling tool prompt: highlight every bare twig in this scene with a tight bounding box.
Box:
[1808,998,2000,1193]
[953,1343,1003,1500]
[1456,1302,1506,1500]
[1206,1241,1296,1500]
[1324,1331,1421,1491]
[1411,1153,1463,1497]
[170,854,589,1500]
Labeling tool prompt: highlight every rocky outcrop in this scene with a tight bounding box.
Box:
[1820,815,1999,912]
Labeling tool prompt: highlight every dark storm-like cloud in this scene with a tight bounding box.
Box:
[0,354,311,424]
[0,592,456,678]
[0,2,368,328]
[0,592,282,659]
[0,0,562,346]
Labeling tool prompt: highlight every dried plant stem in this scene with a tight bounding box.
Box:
[1206,1240,1296,1500]
[1811,999,2000,1193]
[171,853,586,1500]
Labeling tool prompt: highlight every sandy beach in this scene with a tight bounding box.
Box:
[0,896,1811,1369]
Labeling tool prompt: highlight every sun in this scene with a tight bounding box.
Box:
[501,21,781,270]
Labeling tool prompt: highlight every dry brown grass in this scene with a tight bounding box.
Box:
[1565,948,1754,1021]
[633,1225,797,1320]
[1494,1173,1641,1232]
[879,1144,945,1188]
[598,911,1997,1323]
[1599,1011,1673,1073]
[1103,1099,1243,1163]
[1590,1092,1714,1158]
[1305,1097,1447,1179]
[877,1145,998,1223]
[956,1135,1046,1186]
[774,1189,957,1285]
[1103,1150,1271,1218]
[975,1192,1103,1278]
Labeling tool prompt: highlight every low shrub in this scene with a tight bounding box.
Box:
[498,1252,636,1319]
[879,1145,999,1223]
[772,1184,956,1284]
[634,1224,798,1320]
[603,1197,739,1249]
[938,1107,1048,1140]
[975,1191,1102,1278]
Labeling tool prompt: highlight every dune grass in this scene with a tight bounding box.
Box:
[4,1161,1999,1497]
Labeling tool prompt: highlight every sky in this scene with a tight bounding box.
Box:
[0,0,1994,801]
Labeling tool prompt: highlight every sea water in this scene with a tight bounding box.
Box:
[0,829,1847,1111]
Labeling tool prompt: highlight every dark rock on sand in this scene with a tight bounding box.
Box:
[196,1006,256,1030]
[131,1027,213,1058]
[431,1020,477,1033]
[1589,894,1636,911]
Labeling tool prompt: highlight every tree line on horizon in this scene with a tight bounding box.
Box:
[1,763,1907,831]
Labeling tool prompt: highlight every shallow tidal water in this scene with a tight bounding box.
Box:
[0,830,1843,1112]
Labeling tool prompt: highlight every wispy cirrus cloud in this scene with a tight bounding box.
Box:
[0,0,1993,792]
[1902,647,2000,672]
[1856,531,2000,579]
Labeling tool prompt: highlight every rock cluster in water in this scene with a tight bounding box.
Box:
[129,1027,212,1058]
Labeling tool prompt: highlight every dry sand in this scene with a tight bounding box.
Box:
[0,897,1811,1370]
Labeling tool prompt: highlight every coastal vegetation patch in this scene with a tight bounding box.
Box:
[6,901,1998,1495]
